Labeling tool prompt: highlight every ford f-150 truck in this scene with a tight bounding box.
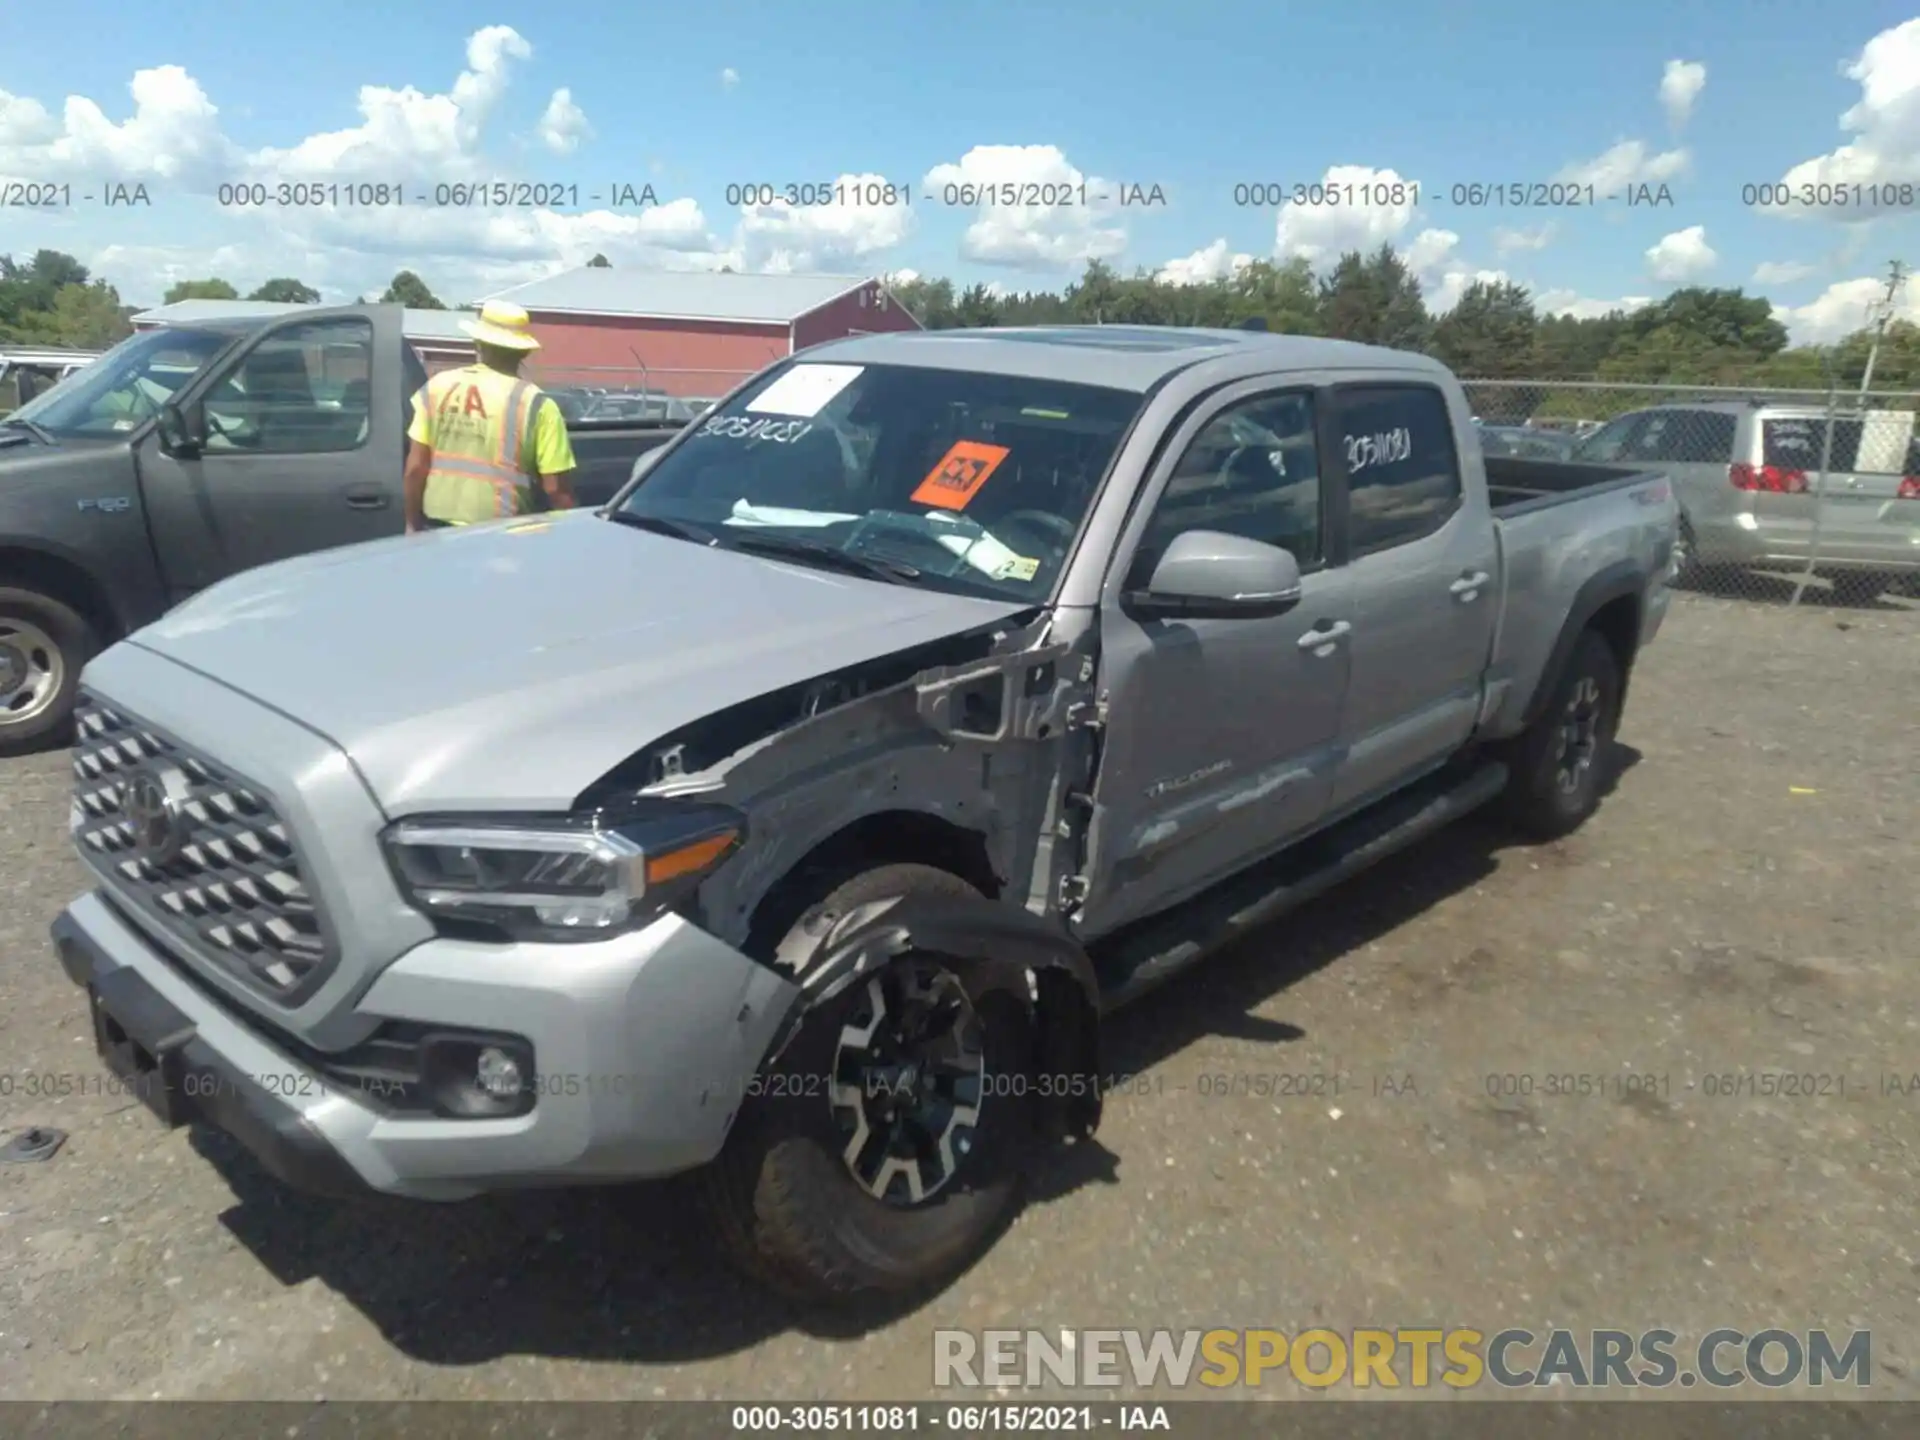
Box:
[50,326,1677,1303]
[0,304,677,753]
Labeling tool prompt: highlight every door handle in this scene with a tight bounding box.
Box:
[1450,571,1490,597]
[1297,620,1351,653]
[343,487,389,510]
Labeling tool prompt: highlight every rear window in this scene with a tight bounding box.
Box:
[1763,418,1864,472]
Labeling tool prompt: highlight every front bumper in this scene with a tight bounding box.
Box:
[53,890,800,1201]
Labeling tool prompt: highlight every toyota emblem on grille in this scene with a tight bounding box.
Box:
[124,766,190,865]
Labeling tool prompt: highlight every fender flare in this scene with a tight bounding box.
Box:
[1518,558,1646,728]
[765,891,1104,1142]
[0,534,134,638]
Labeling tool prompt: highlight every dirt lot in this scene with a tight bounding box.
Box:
[1,588,1916,1403]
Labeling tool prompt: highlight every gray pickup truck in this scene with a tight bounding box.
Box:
[49,326,1677,1303]
[0,305,677,753]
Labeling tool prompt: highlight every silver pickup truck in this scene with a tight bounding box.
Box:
[50,327,1677,1303]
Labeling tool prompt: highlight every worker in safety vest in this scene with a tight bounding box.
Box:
[403,300,577,532]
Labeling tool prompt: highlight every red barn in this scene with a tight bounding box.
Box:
[478,268,922,404]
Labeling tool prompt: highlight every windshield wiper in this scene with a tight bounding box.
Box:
[724,532,924,585]
[0,417,55,445]
[606,511,719,545]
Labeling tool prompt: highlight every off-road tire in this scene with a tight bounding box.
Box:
[1497,629,1621,840]
[0,587,95,756]
[704,863,1038,1303]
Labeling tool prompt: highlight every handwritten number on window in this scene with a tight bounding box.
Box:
[1343,426,1412,475]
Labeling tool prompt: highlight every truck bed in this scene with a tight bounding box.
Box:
[1485,455,1652,516]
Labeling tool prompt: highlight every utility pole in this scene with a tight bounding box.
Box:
[1857,259,1908,398]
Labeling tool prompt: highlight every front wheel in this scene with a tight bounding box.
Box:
[0,587,95,756]
[1496,630,1622,840]
[704,864,1039,1302]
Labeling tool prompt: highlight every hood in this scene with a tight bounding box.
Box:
[130,512,1030,814]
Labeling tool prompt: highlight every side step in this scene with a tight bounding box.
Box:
[1092,759,1510,1011]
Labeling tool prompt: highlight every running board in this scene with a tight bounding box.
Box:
[1092,760,1510,1011]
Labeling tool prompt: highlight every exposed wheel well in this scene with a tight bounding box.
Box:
[1583,594,1641,705]
[742,810,1001,961]
[0,547,120,646]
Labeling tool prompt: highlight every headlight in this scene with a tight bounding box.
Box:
[382,801,743,942]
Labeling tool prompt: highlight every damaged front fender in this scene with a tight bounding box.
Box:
[765,891,1104,1143]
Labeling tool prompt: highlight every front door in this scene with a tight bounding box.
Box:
[1326,381,1499,814]
[1078,382,1353,937]
[137,308,408,600]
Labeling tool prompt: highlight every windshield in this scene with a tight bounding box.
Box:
[616,360,1146,599]
[8,327,231,438]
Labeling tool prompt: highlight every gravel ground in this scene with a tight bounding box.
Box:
[1,588,1916,1403]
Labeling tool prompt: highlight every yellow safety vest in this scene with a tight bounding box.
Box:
[416,365,546,525]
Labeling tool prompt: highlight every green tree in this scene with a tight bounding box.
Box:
[40,282,134,348]
[0,250,94,337]
[1233,257,1322,335]
[380,270,444,308]
[1624,286,1787,358]
[587,253,612,268]
[1432,280,1536,380]
[247,278,321,303]
[163,278,240,304]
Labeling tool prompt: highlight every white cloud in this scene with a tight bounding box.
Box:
[727,172,915,273]
[923,145,1127,270]
[1753,260,1817,286]
[1554,139,1689,193]
[1645,225,1717,282]
[1273,165,1419,264]
[535,88,590,155]
[1394,227,1506,313]
[1774,273,1920,343]
[885,268,920,285]
[720,68,740,90]
[1492,224,1555,255]
[1660,60,1706,130]
[1776,19,1920,217]
[1536,290,1654,320]
[0,64,237,185]
[1157,238,1253,285]
[247,25,532,180]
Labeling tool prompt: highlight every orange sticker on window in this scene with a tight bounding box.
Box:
[911,440,1010,510]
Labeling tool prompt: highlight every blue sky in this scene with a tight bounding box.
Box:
[3,0,1919,340]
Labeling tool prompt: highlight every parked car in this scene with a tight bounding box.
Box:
[0,306,681,752]
[1477,422,1580,461]
[50,327,1676,1304]
[0,346,101,413]
[1569,401,1920,599]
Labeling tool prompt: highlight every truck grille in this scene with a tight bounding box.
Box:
[69,698,332,997]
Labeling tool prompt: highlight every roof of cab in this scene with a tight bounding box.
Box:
[801,325,1448,390]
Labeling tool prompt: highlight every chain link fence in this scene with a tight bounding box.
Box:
[522,364,757,422]
[1462,378,1920,611]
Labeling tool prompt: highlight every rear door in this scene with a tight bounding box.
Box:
[1325,381,1498,815]
[135,307,407,600]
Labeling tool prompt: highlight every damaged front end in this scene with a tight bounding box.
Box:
[571,603,1109,1144]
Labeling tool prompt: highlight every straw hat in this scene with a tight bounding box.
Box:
[460,299,542,351]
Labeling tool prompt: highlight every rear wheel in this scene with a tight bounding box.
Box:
[1497,630,1621,840]
[0,587,94,756]
[704,863,1039,1303]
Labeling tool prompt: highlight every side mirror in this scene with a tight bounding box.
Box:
[156,399,204,457]
[1125,529,1304,620]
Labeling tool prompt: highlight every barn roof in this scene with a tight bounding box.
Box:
[130,299,474,345]
[477,267,881,324]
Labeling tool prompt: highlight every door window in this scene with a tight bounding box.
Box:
[1134,390,1323,578]
[1572,412,1647,463]
[1332,385,1463,555]
[201,319,374,454]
